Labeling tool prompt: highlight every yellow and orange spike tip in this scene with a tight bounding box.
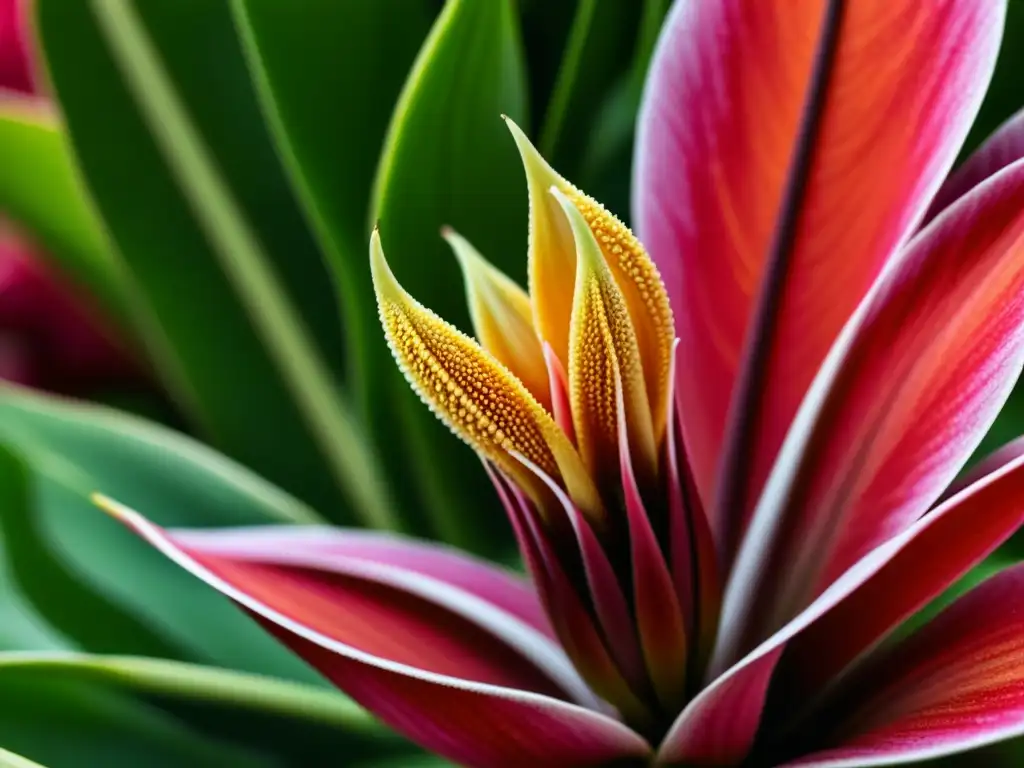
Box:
[503,117,674,445]
[370,229,602,519]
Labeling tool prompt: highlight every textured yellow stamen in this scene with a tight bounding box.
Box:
[371,229,602,518]
[563,190,674,445]
[444,227,552,411]
[505,117,674,445]
[553,189,659,486]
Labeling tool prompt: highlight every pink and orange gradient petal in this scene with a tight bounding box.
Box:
[784,564,1024,767]
[634,0,1003,554]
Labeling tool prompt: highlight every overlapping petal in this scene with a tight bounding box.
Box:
[634,0,1004,553]
[784,564,1024,767]
[169,525,555,641]
[925,107,1024,222]
[718,155,1024,660]
[101,498,652,768]
[370,229,602,519]
[445,227,551,410]
[656,446,1024,765]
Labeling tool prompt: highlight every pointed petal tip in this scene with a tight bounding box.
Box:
[504,117,559,183]
[369,228,406,305]
[91,492,121,518]
[548,186,603,273]
[441,226,480,273]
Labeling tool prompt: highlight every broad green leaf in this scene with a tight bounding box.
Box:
[0,675,270,768]
[0,654,423,766]
[34,0,394,528]
[231,0,433,407]
[0,98,131,328]
[537,0,644,178]
[577,0,670,218]
[0,654,371,730]
[0,514,67,652]
[367,0,530,552]
[0,385,325,683]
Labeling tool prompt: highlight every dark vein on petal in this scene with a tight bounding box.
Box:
[714,0,848,566]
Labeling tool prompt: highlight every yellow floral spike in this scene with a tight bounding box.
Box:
[552,188,659,487]
[443,227,552,411]
[560,190,674,447]
[370,229,602,520]
[504,117,674,445]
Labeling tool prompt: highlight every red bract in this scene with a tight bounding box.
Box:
[0,228,137,393]
[106,1,1024,766]
[0,0,33,94]
[1,0,137,393]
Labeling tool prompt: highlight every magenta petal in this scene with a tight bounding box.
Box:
[0,0,34,95]
[774,443,1024,707]
[666,340,720,669]
[543,341,576,443]
[657,450,1024,766]
[618,384,688,708]
[634,0,1002,534]
[503,455,652,718]
[924,107,1024,223]
[784,564,1024,767]
[718,155,1024,663]
[107,499,650,767]
[173,525,555,641]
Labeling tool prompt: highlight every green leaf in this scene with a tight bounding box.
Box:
[34,0,394,528]
[231,0,434,406]
[0,385,325,683]
[0,654,422,766]
[576,0,670,218]
[366,0,530,552]
[0,99,131,328]
[0,654,371,731]
[537,0,645,178]
[0,675,271,768]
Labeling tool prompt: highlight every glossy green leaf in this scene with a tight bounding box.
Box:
[231,0,433,405]
[576,0,669,218]
[34,0,394,528]
[0,654,371,730]
[0,514,67,653]
[0,98,131,327]
[0,654,424,765]
[367,0,530,552]
[537,0,644,178]
[0,674,270,768]
[0,385,325,683]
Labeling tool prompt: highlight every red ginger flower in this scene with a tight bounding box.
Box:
[1,0,137,393]
[106,1,1024,765]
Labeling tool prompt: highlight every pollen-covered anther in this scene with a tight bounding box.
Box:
[371,229,603,518]
[380,297,561,476]
[564,188,675,443]
[552,188,659,484]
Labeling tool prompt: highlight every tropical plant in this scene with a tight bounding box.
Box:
[0,0,669,764]
[99,0,1024,766]
[4,0,1024,766]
